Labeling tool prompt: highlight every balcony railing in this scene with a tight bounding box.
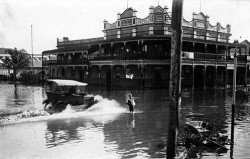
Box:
[43,52,249,66]
[182,52,247,62]
[43,58,89,66]
[90,53,170,61]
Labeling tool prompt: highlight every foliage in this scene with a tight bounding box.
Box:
[2,48,31,70]
[1,48,31,83]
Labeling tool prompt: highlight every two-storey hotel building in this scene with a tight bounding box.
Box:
[42,5,248,88]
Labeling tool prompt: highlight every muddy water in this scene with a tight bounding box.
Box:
[0,82,249,158]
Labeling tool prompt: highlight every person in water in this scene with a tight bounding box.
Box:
[126,94,137,113]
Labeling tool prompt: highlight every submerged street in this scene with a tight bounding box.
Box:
[0,82,250,158]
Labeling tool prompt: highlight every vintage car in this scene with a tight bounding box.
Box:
[43,79,98,113]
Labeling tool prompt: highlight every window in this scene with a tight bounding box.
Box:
[132,28,136,37]
[144,45,147,52]
[164,26,168,35]
[133,18,136,25]
[117,30,121,38]
[149,26,154,35]
[104,32,107,40]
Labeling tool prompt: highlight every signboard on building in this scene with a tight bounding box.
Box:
[182,52,194,59]
[137,18,148,25]
[196,21,205,28]
[154,12,163,22]
[121,19,132,27]
[227,64,234,70]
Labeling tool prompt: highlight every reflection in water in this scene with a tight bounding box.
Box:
[102,111,168,158]
[177,143,229,158]
[177,89,250,158]
[126,114,135,130]
[14,85,18,103]
[45,119,84,148]
[0,83,45,115]
[44,96,125,149]
[1,83,250,158]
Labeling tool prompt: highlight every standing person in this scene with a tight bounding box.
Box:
[126,94,136,113]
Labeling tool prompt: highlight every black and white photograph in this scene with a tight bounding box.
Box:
[0,0,250,158]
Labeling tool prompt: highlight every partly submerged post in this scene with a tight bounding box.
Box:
[42,53,44,86]
[167,0,183,158]
[231,48,237,145]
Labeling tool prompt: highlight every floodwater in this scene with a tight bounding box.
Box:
[0,82,250,159]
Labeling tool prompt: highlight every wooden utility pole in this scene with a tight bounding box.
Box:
[167,0,183,158]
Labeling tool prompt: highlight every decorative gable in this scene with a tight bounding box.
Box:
[120,8,133,19]
[193,12,206,21]
[193,12,207,29]
[154,6,164,22]
[154,6,164,12]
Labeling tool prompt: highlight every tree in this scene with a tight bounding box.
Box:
[1,48,31,84]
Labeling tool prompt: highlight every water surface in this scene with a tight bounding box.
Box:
[0,82,250,158]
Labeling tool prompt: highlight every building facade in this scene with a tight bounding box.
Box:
[42,5,249,88]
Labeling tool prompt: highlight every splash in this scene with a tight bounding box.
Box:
[0,95,126,126]
[85,95,126,114]
[60,104,75,114]
[0,110,49,126]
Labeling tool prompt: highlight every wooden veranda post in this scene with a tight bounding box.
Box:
[167,0,183,158]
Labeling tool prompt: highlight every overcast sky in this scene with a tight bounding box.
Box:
[0,0,249,54]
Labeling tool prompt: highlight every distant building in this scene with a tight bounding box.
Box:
[42,5,249,88]
[241,40,250,55]
[0,48,47,82]
[0,48,13,77]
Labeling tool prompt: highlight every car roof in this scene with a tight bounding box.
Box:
[186,113,205,118]
[47,79,88,86]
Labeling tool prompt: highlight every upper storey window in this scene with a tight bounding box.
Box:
[132,29,136,37]
[164,26,170,35]
[104,32,107,40]
[133,18,136,25]
[117,30,121,38]
[149,26,154,35]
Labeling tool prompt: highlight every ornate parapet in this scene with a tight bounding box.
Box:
[103,5,171,30]
[207,23,217,31]
[105,21,118,30]
[136,17,149,25]
[183,18,193,27]
[102,6,231,42]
